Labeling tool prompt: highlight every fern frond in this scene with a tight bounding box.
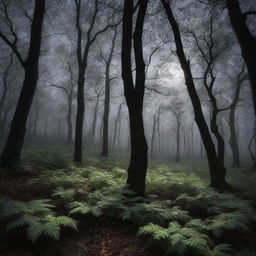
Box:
[52,187,76,202]
[210,244,232,256]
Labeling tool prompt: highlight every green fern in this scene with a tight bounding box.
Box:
[208,212,250,238]
[210,244,233,256]
[52,186,76,202]
[0,197,77,241]
[138,221,211,256]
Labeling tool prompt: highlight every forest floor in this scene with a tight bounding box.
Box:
[0,147,256,256]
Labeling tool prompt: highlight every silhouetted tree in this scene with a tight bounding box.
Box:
[73,0,118,163]
[0,0,45,169]
[101,27,118,156]
[226,0,256,117]
[121,0,148,196]
[161,0,232,191]
[228,64,248,168]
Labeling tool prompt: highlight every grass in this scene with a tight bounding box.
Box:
[0,147,256,256]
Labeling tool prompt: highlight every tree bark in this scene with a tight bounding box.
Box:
[0,53,13,127]
[150,113,157,158]
[67,64,74,145]
[0,0,45,169]
[32,106,39,137]
[112,102,124,149]
[73,0,115,163]
[161,0,230,190]
[101,28,117,156]
[175,121,180,162]
[226,0,256,117]
[229,69,248,168]
[122,0,148,196]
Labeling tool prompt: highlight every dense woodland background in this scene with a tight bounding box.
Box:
[0,0,256,256]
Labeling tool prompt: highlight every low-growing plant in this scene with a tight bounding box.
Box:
[138,221,233,256]
[0,197,77,241]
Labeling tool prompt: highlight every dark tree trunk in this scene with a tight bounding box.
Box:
[112,102,124,149]
[67,96,73,144]
[226,0,256,117]
[229,67,248,168]
[0,0,45,169]
[248,126,256,172]
[91,97,100,144]
[73,0,113,163]
[157,112,161,155]
[117,118,122,148]
[74,64,86,163]
[175,122,180,162]
[32,107,39,137]
[101,28,117,156]
[67,64,74,145]
[229,107,241,167]
[122,0,148,196]
[0,109,8,135]
[161,0,230,191]
[150,113,157,158]
[0,53,13,127]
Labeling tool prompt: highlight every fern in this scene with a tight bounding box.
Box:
[210,244,232,256]
[138,221,211,256]
[0,197,77,241]
[208,212,250,238]
[52,186,76,202]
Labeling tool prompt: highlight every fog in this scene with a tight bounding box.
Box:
[0,0,255,168]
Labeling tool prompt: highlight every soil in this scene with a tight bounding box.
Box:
[0,174,157,256]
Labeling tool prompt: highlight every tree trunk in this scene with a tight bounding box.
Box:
[121,0,148,196]
[67,94,73,144]
[0,0,45,169]
[113,102,124,149]
[175,122,180,162]
[91,97,100,144]
[229,107,241,167]
[226,0,256,117]
[248,127,256,172]
[127,107,148,196]
[74,68,86,162]
[0,108,9,135]
[101,29,117,156]
[32,106,39,137]
[150,113,157,158]
[0,53,13,125]
[161,0,229,190]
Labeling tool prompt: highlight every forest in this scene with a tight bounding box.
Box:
[0,0,256,255]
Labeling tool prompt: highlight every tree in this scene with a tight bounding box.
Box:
[192,18,235,184]
[73,0,119,163]
[226,0,256,118]
[150,106,162,159]
[160,0,232,191]
[248,120,256,171]
[166,100,184,163]
[86,80,104,146]
[121,0,148,196]
[0,52,14,134]
[0,0,45,169]
[228,64,248,168]
[44,63,75,144]
[112,102,125,149]
[100,27,118,156]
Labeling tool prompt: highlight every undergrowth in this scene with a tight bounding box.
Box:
[1,150,256,255]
